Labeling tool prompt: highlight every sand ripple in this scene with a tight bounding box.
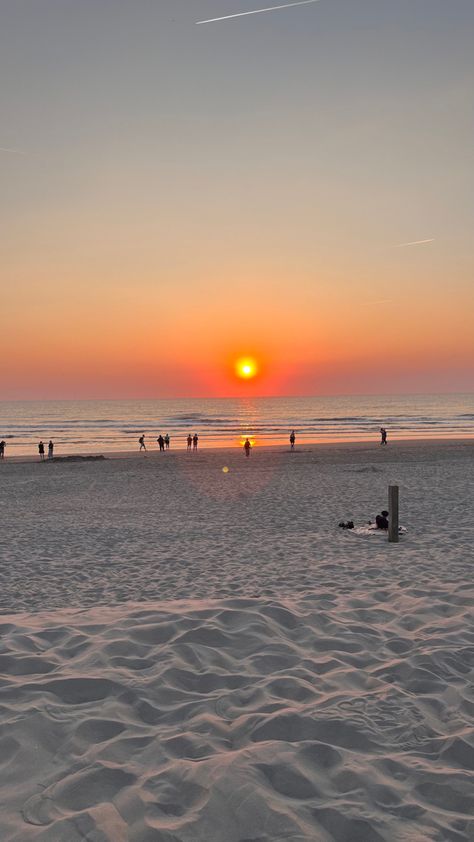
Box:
[1,585,473,841]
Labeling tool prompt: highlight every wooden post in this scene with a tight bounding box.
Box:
[388,484,399,543]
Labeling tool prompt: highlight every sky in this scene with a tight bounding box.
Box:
[1,0,473,400]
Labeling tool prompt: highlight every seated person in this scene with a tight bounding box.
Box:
[375,510,389,530]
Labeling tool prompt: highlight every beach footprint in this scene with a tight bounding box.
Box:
[22,765,136,827]
[22,793,61,827]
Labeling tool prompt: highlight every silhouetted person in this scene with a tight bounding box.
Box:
[0,440,5,459]
[193,433,198,451]
[165,433,170,450]
[290,430,296,450]
[38,441,45,461]
[376,510,389,530]
[48,440,54,460]
[380,427,387,445]
[187,434,192,451]
[244,438,251,457]
[157,435,165,452]
[139,434,146,451]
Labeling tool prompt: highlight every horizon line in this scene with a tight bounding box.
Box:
[1,388,472,404]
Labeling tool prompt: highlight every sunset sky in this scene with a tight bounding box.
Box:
[1,0,473,399]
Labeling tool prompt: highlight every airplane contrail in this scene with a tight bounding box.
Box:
[196,0,320,25]
[0,146,25,155]
[396,238,435,248]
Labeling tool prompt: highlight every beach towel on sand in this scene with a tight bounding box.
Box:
[351,524,407,537]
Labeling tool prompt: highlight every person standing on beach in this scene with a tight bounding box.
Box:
[380,427,387,445]
[157,435,165,452]
[244,438,251,457]
[193,433,199,451]
[0,440,5,459]
[48,440,54,460]
[290,430,296,450]
[38,441,45,461]
[187,434,192,451]
[139,434,146,452]
[165,433,170,450]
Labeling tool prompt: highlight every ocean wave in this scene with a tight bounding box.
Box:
[2,395,473,455]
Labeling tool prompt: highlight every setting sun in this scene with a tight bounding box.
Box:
[235,357,258,380]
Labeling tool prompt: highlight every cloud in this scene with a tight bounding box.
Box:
[196,0,320,26]
[395,238,435,248]
[362,299,393,306]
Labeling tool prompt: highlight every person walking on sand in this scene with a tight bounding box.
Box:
[244,438,251,457]
[139,434,146,452]
[38,441,45,461]
[187,434,192,451]
[290,430,296,450]
[165,433,170,450]
[380,427,387,445]
[0,440,5,459]
[193,433,199,452]
[48,440,54,460]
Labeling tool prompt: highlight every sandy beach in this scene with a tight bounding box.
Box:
[1,440,473,841]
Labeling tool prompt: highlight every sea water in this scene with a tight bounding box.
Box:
[0,394,473,456]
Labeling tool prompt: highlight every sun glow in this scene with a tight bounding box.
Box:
[235,357,258,379]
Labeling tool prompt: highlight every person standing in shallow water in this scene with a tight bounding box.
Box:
[290,430,296,450]
[187,434,192,451]
[157,435,165,452]
[165,433,170,450]
[48,440,54,460]
[38,441,45,461]
[0,440,5,459]
[244,438,251,457]
[193,433,198,451]
[380,427,387,445]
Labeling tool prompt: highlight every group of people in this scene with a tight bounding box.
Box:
[138,433,200,452]
[339,510,390,531]
[244,429,296,457]
[139,433,171,452]
[0,439,55,461]
[1,426,389,460]
[136,430,297,456]
[38,440,54,460]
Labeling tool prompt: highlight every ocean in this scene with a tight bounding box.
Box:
[0,394,473,457]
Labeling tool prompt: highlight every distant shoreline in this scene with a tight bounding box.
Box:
[3,436,474,464]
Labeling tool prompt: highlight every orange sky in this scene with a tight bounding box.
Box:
[2,254,472,399]
[1,2,473,399]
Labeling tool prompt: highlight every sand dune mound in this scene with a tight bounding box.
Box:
[1,585,473,841]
